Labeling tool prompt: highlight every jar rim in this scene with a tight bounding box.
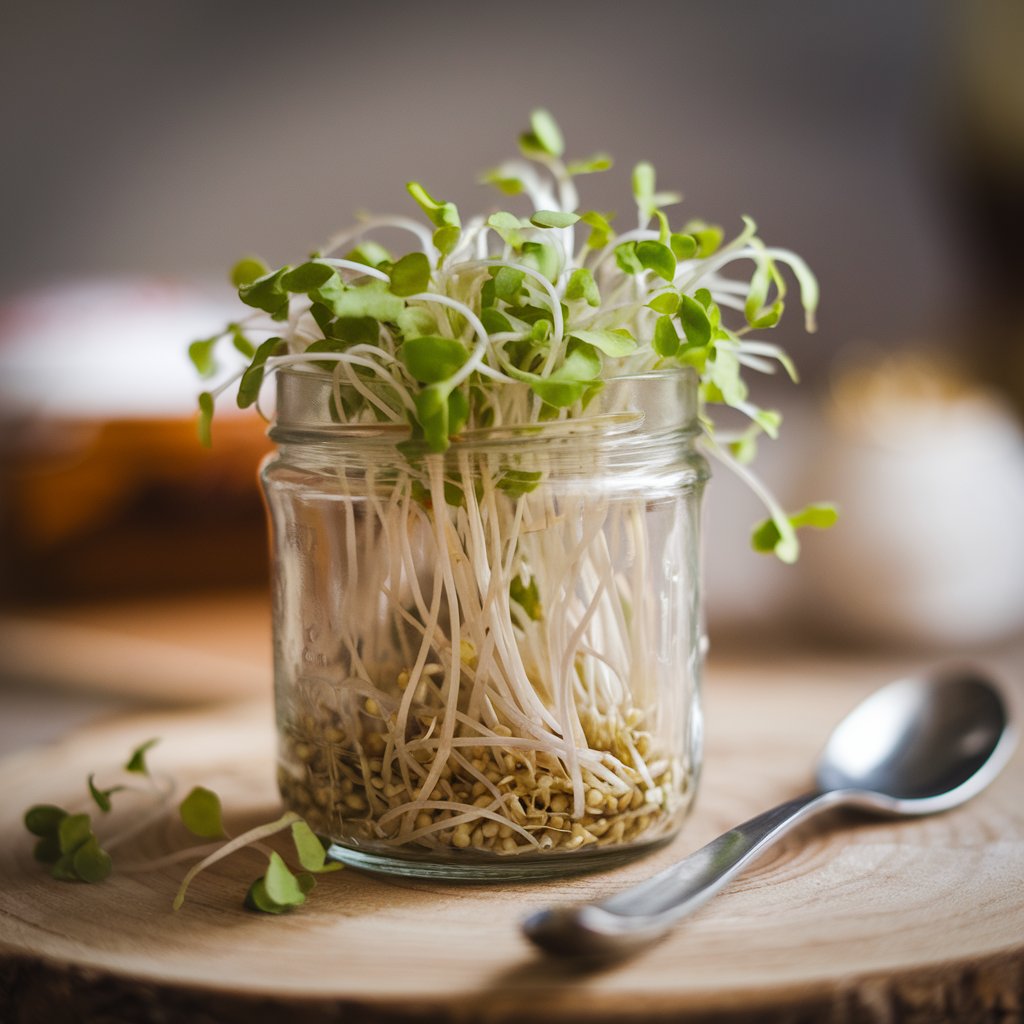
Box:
[268,364,700,446]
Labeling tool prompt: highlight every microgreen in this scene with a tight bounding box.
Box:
[125,739,159,776]
[87,774,124,813]
[752,503,840,562]
[25,742,343,914]
[179,786,226,839]
[192,109,833,558]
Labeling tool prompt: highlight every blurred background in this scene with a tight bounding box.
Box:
[1,0,1023,732]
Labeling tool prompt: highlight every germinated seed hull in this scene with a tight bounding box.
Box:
[278,705,691,858]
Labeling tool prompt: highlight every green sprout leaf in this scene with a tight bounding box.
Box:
[679,295,712,349]
[33,836,62,865]
[647,291,680,315]
[281,261,336,294]
[487,212,527,250]
[197,391,214,448]
[87,774,124,814]
[400,336,469,384]
[238,267,291,321]
[515,341,602,408]
[344,240,391,268]
[125,738,159,776]
[406,182,461,230]
[653,315,681,358]
[492,265,525,303]
[433,225,462,256]
[238,337,286,409]
[752,503,839,563]
[753,408,782,440]
[566,153,612,175]
[480,169,524,195]
[670,233,698,260]
[245,877,290,915]
[580,210,614,249]
[230,256,269,288]
[264,851,307,907]
[684,220,724,257]
[314,280,404,322]
[58,813,92,856]
[510,575,542,621]
[565,267,600,307]
[25,804,68,838]
[614,242,644,276]
[497,469,543,498]
[520,108,564,158]
[632,161,655,218]
[230,323,256,359]
[290,820,342,873]
[569,329,637,357]
[413,385,455,452]
[520,241,559,281]
[180,786,226,840]
[388,252,431,297]
[530,210,580,229]
[188,335,220,378]
[72,836,113,883]
[397,306,437,340]
[635,240,677,282]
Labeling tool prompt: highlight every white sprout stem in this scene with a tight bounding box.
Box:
[102,774,177,853]
[317,258,391,282]
[322,216,436,260]
[679,246,819,331]
[702,432,794,542]
[117,841,226,873]
[489,160,560,211]
[265,352,417,414]
[173,812,302,909]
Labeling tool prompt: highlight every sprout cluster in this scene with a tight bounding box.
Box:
[192,111,835,869]
[193,109,834,561]
[23,740,342,914]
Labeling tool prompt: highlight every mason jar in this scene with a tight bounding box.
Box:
[261,366,708,880]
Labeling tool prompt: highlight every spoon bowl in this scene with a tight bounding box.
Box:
[816,669,1013,814]
[524,667,1016,959]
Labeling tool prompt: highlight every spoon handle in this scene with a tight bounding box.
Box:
[524,789,843,958]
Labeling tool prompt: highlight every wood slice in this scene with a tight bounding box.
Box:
[1,660,1022,1023]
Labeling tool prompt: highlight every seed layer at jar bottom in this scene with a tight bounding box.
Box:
[278,692,694,877]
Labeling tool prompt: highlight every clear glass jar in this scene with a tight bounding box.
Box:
[261,367,708,879]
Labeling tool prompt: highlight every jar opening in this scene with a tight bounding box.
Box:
[268,365,700,446]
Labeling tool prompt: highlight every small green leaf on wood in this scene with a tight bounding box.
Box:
[180,786,226,839]
[125,738,160,776]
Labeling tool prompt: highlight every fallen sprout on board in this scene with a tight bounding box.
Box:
[22,739,341,915]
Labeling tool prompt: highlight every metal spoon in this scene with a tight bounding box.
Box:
[523,667,1016,959]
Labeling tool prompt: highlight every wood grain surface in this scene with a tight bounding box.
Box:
[0,589,271,703]
[1,659,1022,1023]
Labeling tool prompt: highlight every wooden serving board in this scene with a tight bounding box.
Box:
[1,660,1022,1023]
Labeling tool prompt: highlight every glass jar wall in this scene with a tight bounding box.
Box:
[261,367,708,879]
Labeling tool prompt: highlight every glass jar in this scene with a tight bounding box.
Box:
[261,366,708,879]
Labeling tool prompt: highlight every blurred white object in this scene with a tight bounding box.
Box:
[0,277,236,419]
[799,353,1024,647]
